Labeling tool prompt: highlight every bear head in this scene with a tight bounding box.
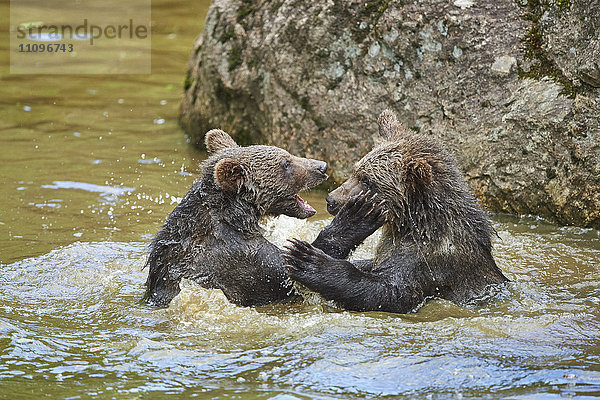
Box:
[203,129,328,220]
[326,110,467,232]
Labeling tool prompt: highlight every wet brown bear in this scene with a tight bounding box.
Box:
[144,129,382,307]
[284,110,508,313]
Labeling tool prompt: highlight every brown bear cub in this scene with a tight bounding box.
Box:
[284,110,508,314]
[144,129,383,307]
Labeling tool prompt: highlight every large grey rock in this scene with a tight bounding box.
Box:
[180,0,600,228]
[539,0,600,88]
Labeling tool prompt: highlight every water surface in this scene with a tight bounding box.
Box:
[1,1,599,399]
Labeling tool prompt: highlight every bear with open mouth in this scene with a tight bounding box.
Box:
[144,129,383,307]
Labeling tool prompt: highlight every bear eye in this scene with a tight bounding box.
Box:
[361,177,373,190]
[281,159,291,170]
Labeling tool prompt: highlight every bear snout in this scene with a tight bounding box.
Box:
[315,161,327,174]
[305,159,326,175]
[304,159,328,187]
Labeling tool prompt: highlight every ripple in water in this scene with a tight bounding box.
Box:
[0,216,599,398]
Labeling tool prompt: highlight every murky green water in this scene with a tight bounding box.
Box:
[1,1,600,399]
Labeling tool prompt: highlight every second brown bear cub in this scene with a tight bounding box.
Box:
[144,129,383,307]
[285,110,508,313]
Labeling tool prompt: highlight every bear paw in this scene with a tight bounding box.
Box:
[332,190,386,240]
[283,239,331,283]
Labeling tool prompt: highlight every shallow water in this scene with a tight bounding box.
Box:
[1,1,600,399]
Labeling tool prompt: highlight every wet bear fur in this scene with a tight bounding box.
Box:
[144,129,382,307]
[284,110,508,313]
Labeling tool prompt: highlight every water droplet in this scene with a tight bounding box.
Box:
[138,157,161,165]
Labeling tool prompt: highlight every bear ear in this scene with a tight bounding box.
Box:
[205,129,239,153]
[214,158,247,192]
[406,157,433,188]
[377,109,400,139]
